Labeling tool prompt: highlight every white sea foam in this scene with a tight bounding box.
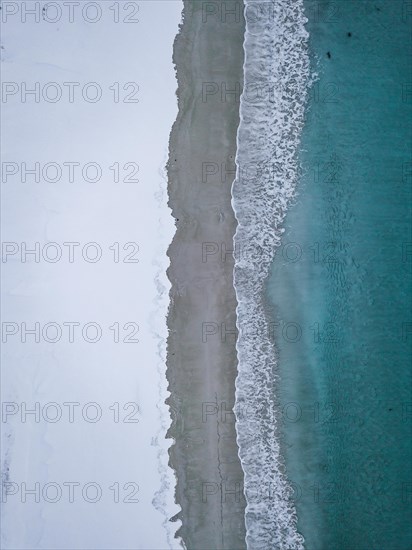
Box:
[233,1,311,548]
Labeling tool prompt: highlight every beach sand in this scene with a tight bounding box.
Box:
[166,2,246,548]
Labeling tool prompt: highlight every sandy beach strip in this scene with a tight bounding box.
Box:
[166,1,246,548]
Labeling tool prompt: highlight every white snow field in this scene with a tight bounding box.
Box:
[1,1,183,548]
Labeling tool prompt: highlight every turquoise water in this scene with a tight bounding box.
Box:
[267,1,412,548]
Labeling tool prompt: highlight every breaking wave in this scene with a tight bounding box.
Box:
[232,1,311,548]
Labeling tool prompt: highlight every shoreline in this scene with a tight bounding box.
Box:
[165,2,246,549]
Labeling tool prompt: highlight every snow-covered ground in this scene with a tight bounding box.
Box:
[1,2,182,548]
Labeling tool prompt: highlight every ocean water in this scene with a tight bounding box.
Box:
[234,0,411,548]
[265,1,412,549]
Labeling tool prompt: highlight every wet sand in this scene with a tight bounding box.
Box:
[166,1,246,549]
